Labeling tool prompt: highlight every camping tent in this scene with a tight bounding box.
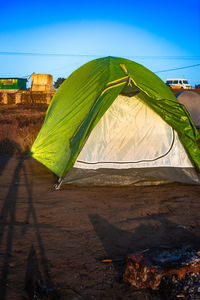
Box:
[30,57,200,187]
[176,91,200,128]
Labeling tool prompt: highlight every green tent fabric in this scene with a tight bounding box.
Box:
[30,56,200,178]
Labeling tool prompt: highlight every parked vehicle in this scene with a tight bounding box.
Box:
[166,79,191,89]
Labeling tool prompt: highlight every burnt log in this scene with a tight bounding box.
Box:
[123,247,200,290]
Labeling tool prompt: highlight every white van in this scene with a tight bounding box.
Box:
[166,79,191,89]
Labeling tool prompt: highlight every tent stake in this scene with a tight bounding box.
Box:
[54,178,63,190]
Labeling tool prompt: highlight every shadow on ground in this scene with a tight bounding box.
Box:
[89,213,200,276]
[0,155,58,300]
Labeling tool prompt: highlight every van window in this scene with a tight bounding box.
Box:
[174,80,178,84]
[183,80,188,84]
[179,80,182,84]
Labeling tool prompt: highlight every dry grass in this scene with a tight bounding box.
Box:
[0,104,47,155]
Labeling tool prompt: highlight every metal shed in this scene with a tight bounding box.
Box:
[0,78,27,90]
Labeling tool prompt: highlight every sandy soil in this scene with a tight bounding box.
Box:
[0,155,200,300]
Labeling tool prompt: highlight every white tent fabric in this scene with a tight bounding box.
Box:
[176,91,200,128]
[75,95,193,169]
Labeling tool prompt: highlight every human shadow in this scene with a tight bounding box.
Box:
[0,138,21,176]
[0,157,55,300]
[89,213,200,276]
[0,158,24,300]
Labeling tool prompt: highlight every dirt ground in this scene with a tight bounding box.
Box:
[0,155,200,300]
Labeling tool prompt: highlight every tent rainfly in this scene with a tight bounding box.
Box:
[30,57,200,188]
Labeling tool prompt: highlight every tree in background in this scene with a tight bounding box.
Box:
[54,77,65,89]
[195,84,200,89]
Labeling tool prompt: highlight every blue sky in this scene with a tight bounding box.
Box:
[0,0,199,86]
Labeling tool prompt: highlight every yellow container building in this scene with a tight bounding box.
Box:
[31,74,55,92]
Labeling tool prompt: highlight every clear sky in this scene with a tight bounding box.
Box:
[0,0,199,86]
